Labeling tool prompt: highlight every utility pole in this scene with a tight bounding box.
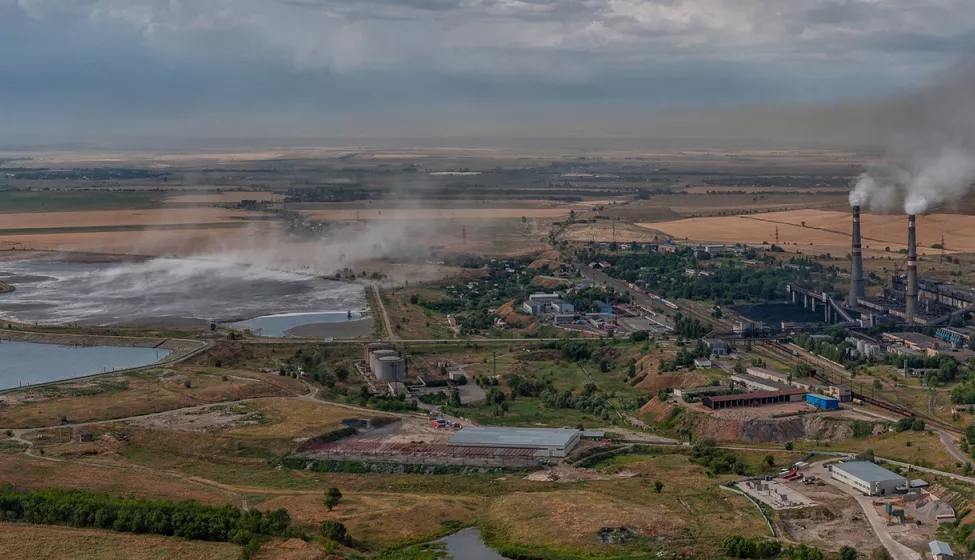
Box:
[941,235,946,263]
[493,349,497,377]
[775,227,779,245]
[462,225,467,245]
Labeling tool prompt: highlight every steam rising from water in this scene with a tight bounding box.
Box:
[849,62,975,215]
[0,257,364,326]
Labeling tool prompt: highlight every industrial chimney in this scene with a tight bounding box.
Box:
[849,206,865,306]
[905,214,918,324]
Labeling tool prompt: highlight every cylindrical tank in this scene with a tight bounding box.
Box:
[376,356,406,382]
[364,342,392,364]
[369,349,398,372]
[856,340,866,353]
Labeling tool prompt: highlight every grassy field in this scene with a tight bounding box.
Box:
[0,367,307,428]
[224,398,389,438]
[0,524,241,560]
[805,429,963,472]
[0,191,164,213]
[381,288,454,340]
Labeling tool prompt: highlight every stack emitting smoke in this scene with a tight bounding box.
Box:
[906,214,918,324]
[849,206,865,306]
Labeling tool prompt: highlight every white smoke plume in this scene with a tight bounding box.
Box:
[849,62,975,215]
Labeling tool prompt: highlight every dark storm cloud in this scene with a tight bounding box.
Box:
[1,0,974,142]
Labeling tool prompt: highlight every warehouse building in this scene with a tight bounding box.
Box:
[702,388,805,410]
[447,427,581,458]
[831,461,906,496]
[806,394,839,409]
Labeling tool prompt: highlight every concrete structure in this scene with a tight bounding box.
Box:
[831,461,907,496]
[528,293,561,303]
[522,300,546,315]
[906,214,918,324]
[376,355,406,382]
[550,300,575,313]
[369,349,399,373]
[732,373,793,393]
[806,394,839,409]
[928,541,955,560]
[883,332,942,352]
[702,389,805,410]
[693,358,712,369]
[849,205,865,305]
[705,338,730,356]
[447,427,582,458]
[387,381,409,396]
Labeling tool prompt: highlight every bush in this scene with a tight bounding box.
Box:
[318,520,348,544]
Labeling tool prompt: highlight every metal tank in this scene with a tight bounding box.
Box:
[369,349,398,372]
[364,342,393,364]
[376,356,406,382]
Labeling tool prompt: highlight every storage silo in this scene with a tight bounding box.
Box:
[369,349,398,373]
[376,356,406,382]
[364,342,392,364]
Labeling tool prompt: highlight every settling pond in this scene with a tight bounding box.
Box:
[438,528,508,560]
[0,341,170,390]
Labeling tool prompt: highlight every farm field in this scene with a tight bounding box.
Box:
[643,209,975,255]
[0,208,257,229]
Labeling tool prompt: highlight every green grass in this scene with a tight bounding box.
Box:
[0,191,164,213]
[461,399,603,428]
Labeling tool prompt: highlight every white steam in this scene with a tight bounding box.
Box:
[849,63,975,215]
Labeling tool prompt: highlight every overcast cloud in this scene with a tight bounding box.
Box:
[1,0,974,144]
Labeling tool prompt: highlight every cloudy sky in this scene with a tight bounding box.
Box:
[1,0,974,144]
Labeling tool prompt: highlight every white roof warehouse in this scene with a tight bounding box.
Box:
[831,461,907,496]
[448,427,582,458]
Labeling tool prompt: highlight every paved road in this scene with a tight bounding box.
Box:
[934,429,970,464]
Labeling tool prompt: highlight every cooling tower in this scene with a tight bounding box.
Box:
[849,205,865,305]
[906,214,918,324]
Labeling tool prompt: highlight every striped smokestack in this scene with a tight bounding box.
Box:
[849,205,865,305]
[906,214,918,324]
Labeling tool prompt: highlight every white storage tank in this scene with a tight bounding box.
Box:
[364,342,392,363]
[369,349,398,372]
[376,356,406,382]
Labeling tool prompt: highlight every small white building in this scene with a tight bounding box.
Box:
[693,358,712,369]
[523,301,546,315]
[929,541,956,560]
[831,461,906,496]
[528,293,561,303]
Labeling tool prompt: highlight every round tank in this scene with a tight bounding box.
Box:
[369,349,398,372]
[376,356,406,382]
[364,342,392,363]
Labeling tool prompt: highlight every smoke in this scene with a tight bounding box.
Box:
[849,61,975,215]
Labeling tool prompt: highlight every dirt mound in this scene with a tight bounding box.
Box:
[530,275,564,289]
[639,398,679,424]
[697,414,855,443]
[494,300,526,326]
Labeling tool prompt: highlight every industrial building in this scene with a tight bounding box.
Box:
[928,541,955,560]
[550,300,575,313]
[732,373,793,393]
[702,388,805,410]
[831,461,906,496]
[522,300,546,315]
[806,394,839,409]
[705,338,730,356]
[447,427,581,458]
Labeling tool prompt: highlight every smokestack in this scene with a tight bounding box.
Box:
[906,214,918,324]
[849,206,865,306]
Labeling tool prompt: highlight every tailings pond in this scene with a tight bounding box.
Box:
[0,257,364,332]
[0,341,171,390]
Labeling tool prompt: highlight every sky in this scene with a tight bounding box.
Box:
[1,0,974,145]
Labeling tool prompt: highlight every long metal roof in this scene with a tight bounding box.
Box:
[833,461,906,484]
[929,541,953,555]
[448,427,581,448]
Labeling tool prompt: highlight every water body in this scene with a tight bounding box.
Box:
[0,257,363,327]
[225,311,364,338]
[438,528,508,560]
[0,341,171,390]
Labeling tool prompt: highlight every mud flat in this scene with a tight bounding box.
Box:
[283,317,374,339]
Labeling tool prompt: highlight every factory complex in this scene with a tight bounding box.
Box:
[830,461,907,497]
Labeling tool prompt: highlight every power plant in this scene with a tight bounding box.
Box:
[844,210,975,327]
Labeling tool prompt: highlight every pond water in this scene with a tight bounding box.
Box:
[223,311,364,338]
[438,528,508,560]
[0,341,170,390]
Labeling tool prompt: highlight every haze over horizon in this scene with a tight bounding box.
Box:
[2,0,974,147]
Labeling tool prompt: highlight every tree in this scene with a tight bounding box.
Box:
[837,546,859,560]
[323,487,343,511]
[764,455,775,467]
[318,520,348,544]
[784,441,794,451]
[654,480,664,493]
[449,389,462,408]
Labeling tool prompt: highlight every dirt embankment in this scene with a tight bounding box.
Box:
[0,331,204,354]
[697,414,855,443]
